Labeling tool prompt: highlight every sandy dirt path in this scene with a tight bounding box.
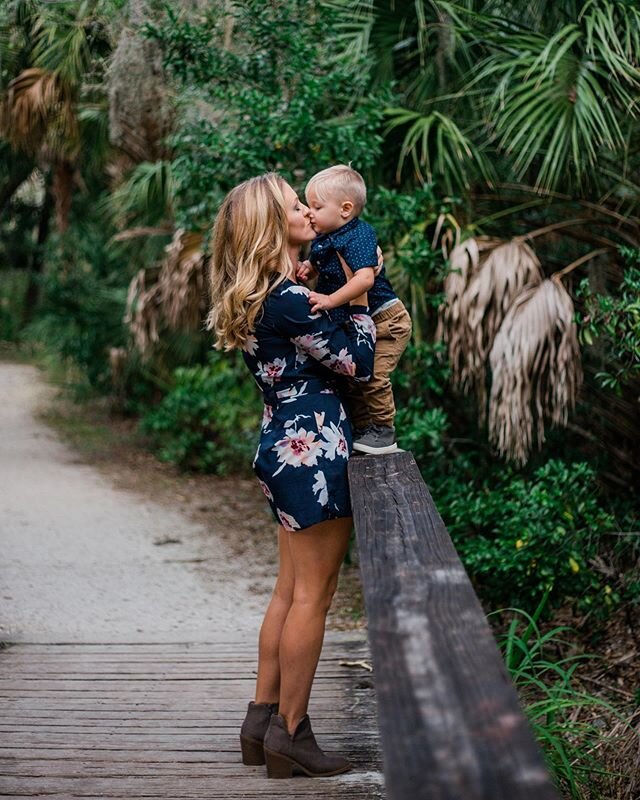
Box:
[0,362,267,644]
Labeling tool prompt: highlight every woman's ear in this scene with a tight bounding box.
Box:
[340,200,354,218]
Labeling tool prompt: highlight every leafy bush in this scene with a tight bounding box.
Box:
[576,255,640,394]
[24,230,128,391]
[439,459,618,616]
[141,352,261,474]
[0,270,29,341]
[146,0,386,229]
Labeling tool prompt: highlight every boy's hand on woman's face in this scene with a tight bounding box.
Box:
[308,291,334,314]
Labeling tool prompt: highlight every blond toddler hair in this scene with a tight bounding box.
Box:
[305,164,367,215]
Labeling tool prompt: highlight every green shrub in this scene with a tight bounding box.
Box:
[439,458,618,616]
[0,269,29,341]
[141,352,261,474]
[146,0,386,229]
[25,263,127,391]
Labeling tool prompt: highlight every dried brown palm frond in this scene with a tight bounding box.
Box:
[488,278,583,465]
[436,235,482,380]
[157,229,206,332]
[439,236,542,418]
[0,68,76,155]
[124,267,163,357]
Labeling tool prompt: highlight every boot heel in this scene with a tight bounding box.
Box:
[264,748,294,778]
[240,735,265,766]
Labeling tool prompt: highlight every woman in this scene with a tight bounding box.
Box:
[207,173,376,778]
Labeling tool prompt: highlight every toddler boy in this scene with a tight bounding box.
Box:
[299,164,412,454]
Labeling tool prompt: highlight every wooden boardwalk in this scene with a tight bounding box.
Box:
[0,635,384,798]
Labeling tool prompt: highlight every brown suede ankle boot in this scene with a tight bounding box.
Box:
[240,701,279,765]
[263,713,352,778]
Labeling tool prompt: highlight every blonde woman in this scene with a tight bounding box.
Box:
[207,173,376,778]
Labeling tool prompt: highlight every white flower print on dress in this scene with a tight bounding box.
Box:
[258,479,274,502]
[314,411,325,432]
[277,382,309,403]
[312,470,328,506]
[243,334,259,356]
[322,347,356,377]
[320,422,349,461]
[283,413,311,427]
[292,333,330,364]
[256,357,286,385]
[352,314,377,348]
[277,508,301,531]
[272,427,323,475]
[282,284,311,297]
[261,404,273,431]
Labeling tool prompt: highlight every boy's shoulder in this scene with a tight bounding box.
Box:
[337,217,376,243]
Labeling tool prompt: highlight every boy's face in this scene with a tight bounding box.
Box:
[306,186,354,234]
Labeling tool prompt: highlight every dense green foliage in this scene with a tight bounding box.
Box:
[577,259,640,394]
[2,2,639,793]
[141,351,261,474]
[145,0,385,229]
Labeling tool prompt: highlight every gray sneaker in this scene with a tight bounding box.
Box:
[353,425,399,455]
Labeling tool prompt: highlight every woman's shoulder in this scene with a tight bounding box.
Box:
[267,278,313,308]
[258,278,314,329]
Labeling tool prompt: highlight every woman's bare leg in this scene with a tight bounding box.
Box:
[254,527,295,704]
[278,517,352,734]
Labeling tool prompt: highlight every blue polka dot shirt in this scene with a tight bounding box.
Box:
[309,217,397,323]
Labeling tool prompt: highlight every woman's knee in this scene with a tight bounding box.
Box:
[273,575,294,608]
[292,573,339,614]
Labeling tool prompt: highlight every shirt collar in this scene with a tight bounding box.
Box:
[315,217,359,246]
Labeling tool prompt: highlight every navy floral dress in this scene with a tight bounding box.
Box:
[241,277,376,532]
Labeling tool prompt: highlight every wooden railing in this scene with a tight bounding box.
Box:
[349,451,560,800]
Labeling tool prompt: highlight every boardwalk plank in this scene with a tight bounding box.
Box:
[0,638,383,799]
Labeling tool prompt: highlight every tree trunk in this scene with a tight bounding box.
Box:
[0,156,34,218]
[22,187,53,325]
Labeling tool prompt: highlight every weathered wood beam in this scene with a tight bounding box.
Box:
[349,450,560,800]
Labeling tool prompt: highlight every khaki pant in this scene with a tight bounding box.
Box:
[345,300,412,430]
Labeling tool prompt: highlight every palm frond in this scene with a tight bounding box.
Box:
[440,236,544,419]
[385,107,493,192]
[0,66,76,154]
[124,267,163,357]
[473,23,640,192]
[580,0,640,69]
[110,160,173,225]
[488,278,583,465]
[158,229,206,333]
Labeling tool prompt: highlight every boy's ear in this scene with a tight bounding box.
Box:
[340,200,354,217]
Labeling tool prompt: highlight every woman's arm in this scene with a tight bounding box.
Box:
[278,286,375,382]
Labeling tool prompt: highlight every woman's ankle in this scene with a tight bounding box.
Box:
[278,709,304,736]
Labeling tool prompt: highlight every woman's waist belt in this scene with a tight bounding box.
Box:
[261,377,336,406]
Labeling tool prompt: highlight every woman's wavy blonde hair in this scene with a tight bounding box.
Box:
[206,173,291,350]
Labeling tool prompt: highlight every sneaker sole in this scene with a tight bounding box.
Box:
[352,441,399,455]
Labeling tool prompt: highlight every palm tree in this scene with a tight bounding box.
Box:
[328,0,640,468]
[0,0,117,317]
